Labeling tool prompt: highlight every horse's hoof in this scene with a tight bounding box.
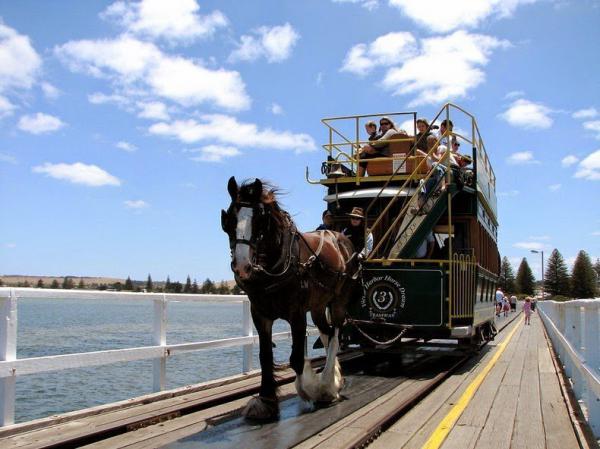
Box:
[242,396,279,421]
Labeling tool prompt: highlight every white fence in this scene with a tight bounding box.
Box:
[0,287,318,427]
[538,299,600,437]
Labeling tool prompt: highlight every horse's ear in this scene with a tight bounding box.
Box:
[227,176,238,201]
[251,178,263,202]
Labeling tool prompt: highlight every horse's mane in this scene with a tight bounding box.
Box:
[239,179,291,231]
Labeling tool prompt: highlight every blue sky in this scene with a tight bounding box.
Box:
[0,0,598,282]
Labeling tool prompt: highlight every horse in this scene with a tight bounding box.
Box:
[221,176,358,421]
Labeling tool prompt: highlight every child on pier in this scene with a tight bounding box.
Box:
[523,297,532,325]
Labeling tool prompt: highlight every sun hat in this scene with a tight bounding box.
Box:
[347,207,365,219]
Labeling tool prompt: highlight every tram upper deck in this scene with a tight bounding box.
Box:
[310,103,498,228]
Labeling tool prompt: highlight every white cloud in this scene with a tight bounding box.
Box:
[18,113,65,134]
[137,101,169,120]
[497,190,519,197]
[56,35,250,111]
[381,31,509,106]
[149,114,317,153]
[41,82,60,99]
[32,162,121,187]
[0,152,17,164]
[499,99,553,129]
[0,95,15,118]
[88,92,130,106]
[341,32,416,76]
[504,90,524,99]
[575,149,600,181]
[116,141,137,152]
[561,154,579,167]
[270,103,283,115]
[514,241,546,251]
[583,120,600,139]
[229,23,300,63]
[102,0,227,44]
[572,107,597,119]
[506,151,539,165]
[548,183,561,191]
[388,0,539,33]
[124,199,149,209]
[332,0,379,10]
[188,145,241,163]
[0,22,41,93]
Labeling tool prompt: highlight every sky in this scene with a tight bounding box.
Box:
[0,0,599,283]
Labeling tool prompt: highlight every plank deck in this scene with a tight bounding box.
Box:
[372,310,585,449]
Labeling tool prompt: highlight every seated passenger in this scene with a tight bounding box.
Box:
[415,231,435,258]
[415,118,437,152]
[315,210,334,231]
[438,119,453,146]
[357,117,400,177]
[365,120,379,142]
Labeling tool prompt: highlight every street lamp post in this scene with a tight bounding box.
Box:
[531,250,544,300]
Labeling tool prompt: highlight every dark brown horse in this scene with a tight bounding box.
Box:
[221,177,358,420]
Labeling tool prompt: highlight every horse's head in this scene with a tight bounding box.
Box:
[221,176,275,281]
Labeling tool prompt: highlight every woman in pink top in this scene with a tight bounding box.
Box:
[523,297,532,325]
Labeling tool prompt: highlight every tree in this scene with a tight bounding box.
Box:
[146,274,153,292]
[192,278,199,294]
[37,279,45,288]
[594,258,600,288]
[516,258,535,295]
[201,278,215,294]
[0,278,3,286]
[165,276,172,293]
[171,281,182,293]
[50,279,60,289]
[62,277,75,289]
[544,249,570,297]
[217,281,230,294]
[499,257,516,293]
[78,278,85,289]
[113,281,123,291]
[571,250,597,298]
[184,275,192,293]
[124,276,133,291]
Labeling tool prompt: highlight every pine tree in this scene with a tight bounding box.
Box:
[192,278,199,294]
[499,257,516,293]
[184,275,192,293]
[0,278,3,286]
[217,281,230,294]
[62,277,74,289]
[165,276,171,293]
[124,276,133,291]
[146,274,153,292]
[171,281,182,293]
[571,250,598,298]
[201,278,215,294]
[516,258,535,295]
[594,258,600,289]
[78,278,85,289]
[37,279,45,288]
[544,249,570,297]
[50,279,59,289]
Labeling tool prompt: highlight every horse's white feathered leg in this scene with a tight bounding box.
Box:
[319,327,342,401]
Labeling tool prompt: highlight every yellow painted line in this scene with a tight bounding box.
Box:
[422,315,524,449]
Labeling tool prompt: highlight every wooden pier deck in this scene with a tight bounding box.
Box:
[0,310,595,449]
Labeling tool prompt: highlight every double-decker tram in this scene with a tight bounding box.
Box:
[307,103,499,351]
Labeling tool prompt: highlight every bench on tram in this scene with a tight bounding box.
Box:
[365,134,429,177]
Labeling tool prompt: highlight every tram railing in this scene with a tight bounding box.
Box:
[537,300,600,437]
[0,287,319,427]
[450,254,477,319]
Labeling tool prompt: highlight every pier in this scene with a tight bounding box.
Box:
[0,288,598,448]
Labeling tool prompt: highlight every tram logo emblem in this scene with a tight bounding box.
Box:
[362,275,406,316]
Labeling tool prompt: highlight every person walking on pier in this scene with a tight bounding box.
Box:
[523,297,532,325]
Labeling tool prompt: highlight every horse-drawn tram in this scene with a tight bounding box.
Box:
[311,103,500,350]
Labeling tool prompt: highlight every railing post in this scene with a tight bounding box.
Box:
[152,295,167,392]
[0,289,17,426]
[242,300,253,373]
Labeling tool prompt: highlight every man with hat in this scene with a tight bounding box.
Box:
[342,207,373,256]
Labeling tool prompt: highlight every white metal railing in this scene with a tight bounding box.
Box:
[0,287,318,427]
[538,299,600,437]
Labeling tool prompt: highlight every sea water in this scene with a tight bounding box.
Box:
[15,298,321,423]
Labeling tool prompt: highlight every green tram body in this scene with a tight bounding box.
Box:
[312,105,500,349]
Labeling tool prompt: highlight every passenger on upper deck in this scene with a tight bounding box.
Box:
[365,120,379,142]
[357,117,404,177]
[415,118,437,152]
[438,119,453,146]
